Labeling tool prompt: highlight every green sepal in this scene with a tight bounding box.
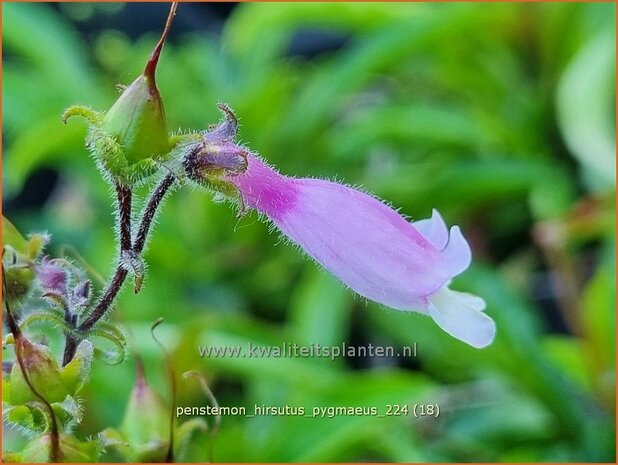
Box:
[169,132,203,148]
[99,427,129,449]
[85,125,130,182]
[125,157,161,186]
[60,340,94,394]
[200,176,242,199]
[3,263,35,304]
[25,233,50,260]
[2,218,51,303]
[9,339,93,405]
[102,74,170,165]
[52,395,83,430]
[3,394,82,434]
[62,105,102,126]
[3,404,47,434]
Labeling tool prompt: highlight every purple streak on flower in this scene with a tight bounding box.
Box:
[227,154,495,348]
[37,257,68,295]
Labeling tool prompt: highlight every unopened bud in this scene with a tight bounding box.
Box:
[101,73,170,166]
[63,4,177,185]
[37,257,68,296]
[2,218,49,303]
[8,337,93,405]
[120,367,171,462]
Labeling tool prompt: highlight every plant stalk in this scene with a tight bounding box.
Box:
[62,175,176,365]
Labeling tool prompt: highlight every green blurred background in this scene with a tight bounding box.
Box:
[2,2,616,462]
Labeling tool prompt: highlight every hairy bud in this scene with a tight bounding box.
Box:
[62,4,177,186]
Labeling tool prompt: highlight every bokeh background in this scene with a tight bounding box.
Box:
[2,2,616,462]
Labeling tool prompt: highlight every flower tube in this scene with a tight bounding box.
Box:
[225,154,495,348]
[184,105,495,348]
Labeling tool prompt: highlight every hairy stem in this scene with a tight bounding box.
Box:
[62,267,129,365]
[62,175,176,365]
[61,3,179,367]
[63,184,132,365]
[62,332,81,367]
[78,267,129,332]
[117,183,133,253]
[134,173,175,254]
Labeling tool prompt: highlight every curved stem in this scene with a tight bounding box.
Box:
[78,267,128,332]
[117,183,133,253]
[62,175,176,365]
[134,173,175,254]
[3,271,61,461]
[62,267,128,365]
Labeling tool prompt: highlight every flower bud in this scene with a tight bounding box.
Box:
[119,367,171,462]
[2,218,49,303]
[37,257,68,296]
[101,73,170,166]
[2,247,34,304]
[8,337,93,405]
[63,4,177,185]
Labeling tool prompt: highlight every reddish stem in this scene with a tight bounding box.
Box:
[3,271,61,461]
[143,2,179,84]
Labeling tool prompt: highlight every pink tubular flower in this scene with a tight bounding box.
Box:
[226,154,496,348]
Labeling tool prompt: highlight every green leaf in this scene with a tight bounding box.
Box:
[288,267,352,348]
[3,114,88,196]
[329,103,487,161]
[10,338,68,405]
[53,395,83,429]
[257,370,433,462]
[61,340,94,398]
[581,241,616,410]
[557,31,616,190]
[2,216,28,253]
[198,327,340,389]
